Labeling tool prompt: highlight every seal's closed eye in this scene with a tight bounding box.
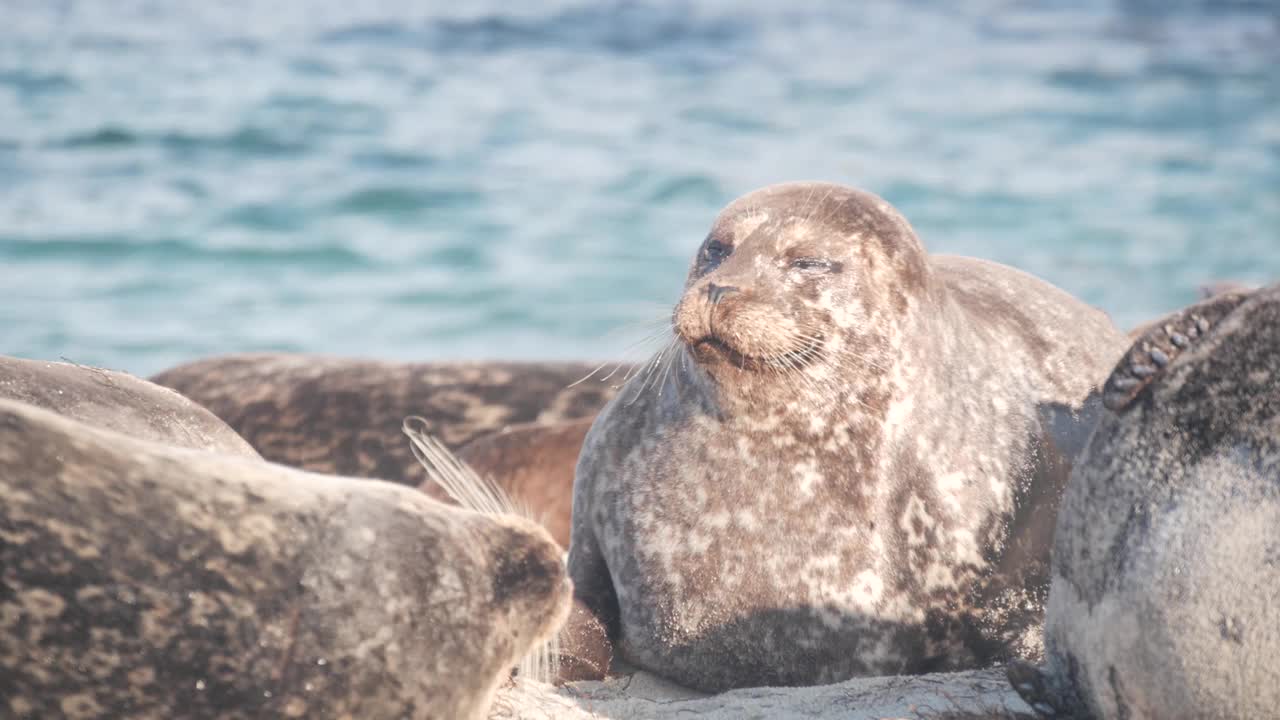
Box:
[790,257,839,273]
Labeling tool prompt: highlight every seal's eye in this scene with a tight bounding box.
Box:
[704,240,731,262]
[700,240,731,273]
[790,257,834,273]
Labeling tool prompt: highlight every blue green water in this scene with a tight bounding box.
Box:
[2,1,1278,377]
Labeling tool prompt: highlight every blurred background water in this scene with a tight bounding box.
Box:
[1,0,1277,377]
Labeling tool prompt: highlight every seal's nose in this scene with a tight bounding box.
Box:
[707,283,739,305]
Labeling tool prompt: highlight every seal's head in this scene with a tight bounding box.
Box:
[672,182,930,399]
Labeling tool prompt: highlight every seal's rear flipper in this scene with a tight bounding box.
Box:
[1006,660,1090,719]
[1103,291,1252,412]
[554,598,614,683]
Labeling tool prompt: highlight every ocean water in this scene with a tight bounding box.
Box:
[2,0,1277,377]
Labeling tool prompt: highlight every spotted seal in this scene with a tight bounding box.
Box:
[568,182,1130,692]
[0,354,258,457]
[0,398,570,720]
[1009,285,1279,720]
[150,354,624,485]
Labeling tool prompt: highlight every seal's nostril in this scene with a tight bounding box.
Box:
[707,283,739,305]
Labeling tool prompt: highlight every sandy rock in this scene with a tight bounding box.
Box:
[492,668,1035,719]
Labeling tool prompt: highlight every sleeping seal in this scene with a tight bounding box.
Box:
[568,181,1129,691]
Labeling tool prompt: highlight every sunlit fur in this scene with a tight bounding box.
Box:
[667,183,925,415]
[568,181,1131,692]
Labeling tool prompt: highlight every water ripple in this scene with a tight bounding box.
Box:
[55,127,309,157]
[0,0,1276,374]
[0,235,371,267]
[319,3,751,60]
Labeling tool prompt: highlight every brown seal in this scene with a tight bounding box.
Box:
[1010,285,1280,720]
[0,354,258,457]
[449,417,594,548]
[150,353,624,484]
[0,397,570,720]
[568,182,1130,692]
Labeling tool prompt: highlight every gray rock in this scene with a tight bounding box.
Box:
[492,668,1036,719]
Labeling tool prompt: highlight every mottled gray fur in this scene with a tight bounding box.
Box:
[569,182,1129,692]
[1019,284,1280,720]
[151,354,624,485]
[0,355,258,457]
[0,399,569,720]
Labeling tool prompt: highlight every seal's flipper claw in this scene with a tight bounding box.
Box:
[1103,291,1252,412]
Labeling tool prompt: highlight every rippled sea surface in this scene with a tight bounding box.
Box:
[3,0,1278,376]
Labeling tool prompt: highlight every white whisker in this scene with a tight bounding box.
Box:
[401,417,562,684]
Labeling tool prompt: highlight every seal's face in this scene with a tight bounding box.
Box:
[672,183,927,382]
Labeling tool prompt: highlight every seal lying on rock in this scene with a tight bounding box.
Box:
[150,354,623,485]
[568,182,1130,692]
[1010,285,1279,720]
[0,398,570,720]
[0,355,258,457]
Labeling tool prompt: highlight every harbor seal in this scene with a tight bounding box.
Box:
[0,398,571,720]
[0,354,258,457]
[1009,285,1279,720]
[568,182,1130,691]
[151,354,624,485]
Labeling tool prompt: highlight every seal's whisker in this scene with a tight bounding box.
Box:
[625,337,679,406]
[571,321,674,388]
[654,338,682,399]
[402,417,562,684]
[618,332,676,385]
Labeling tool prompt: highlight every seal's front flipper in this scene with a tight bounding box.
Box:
[554,598,614,683]
[1103,291,1252,412]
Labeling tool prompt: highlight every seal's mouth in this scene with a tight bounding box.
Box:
[689,334,823,371]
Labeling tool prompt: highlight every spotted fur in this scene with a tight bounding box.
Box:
[1023,284,1280,720]
[151,355,622,485]
[568,182,1129,692]
[0,399,570,720]
[0,355,259,457]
